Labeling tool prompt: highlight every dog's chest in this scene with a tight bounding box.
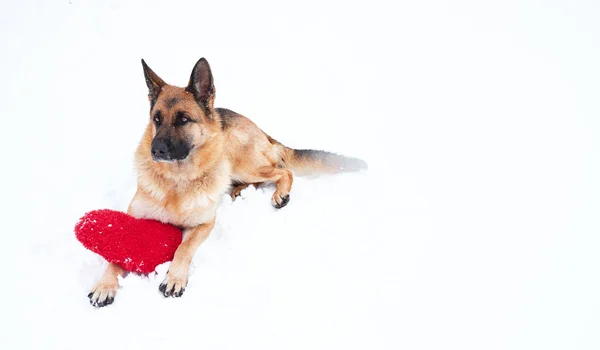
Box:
[129,189,218,228]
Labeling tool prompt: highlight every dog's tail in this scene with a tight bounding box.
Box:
[281,146,368,176]
[264,133,367,175]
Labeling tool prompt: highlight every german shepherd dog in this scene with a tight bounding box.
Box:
[88,58,367,307]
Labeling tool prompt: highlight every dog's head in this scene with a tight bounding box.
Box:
[141,58,220,163]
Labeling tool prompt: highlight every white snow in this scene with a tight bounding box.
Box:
[1,0,599,349]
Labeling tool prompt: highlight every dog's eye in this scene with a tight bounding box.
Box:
[175,112,191,126]
[153,111,162,126]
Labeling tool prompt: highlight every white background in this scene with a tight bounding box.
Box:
[1,0,598,349]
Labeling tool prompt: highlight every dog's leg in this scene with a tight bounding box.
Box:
[86,197,140,307]
[159,220,215,297]
[230,182,263,199]
[88,262,124,307]
[251,166,293,208]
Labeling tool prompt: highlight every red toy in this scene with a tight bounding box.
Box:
[74,209,182,274]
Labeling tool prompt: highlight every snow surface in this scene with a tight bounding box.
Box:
[1,0,600,349]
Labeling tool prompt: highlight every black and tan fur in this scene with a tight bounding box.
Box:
[88,58,367,307]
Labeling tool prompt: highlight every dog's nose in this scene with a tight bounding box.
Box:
[151,138,173,159]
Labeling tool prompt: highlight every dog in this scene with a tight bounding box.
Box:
[87,57,367,307]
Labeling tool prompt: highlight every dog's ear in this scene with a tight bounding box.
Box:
[141,59,166,108]
[186,58,215,108]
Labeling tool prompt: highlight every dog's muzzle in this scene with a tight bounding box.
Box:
[151,137,190,162]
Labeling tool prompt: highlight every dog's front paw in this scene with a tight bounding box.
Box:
[88,280,118,308]
[159,269,188,298]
